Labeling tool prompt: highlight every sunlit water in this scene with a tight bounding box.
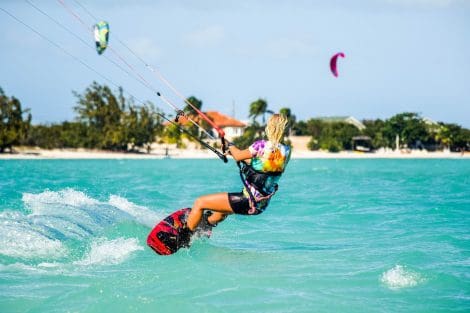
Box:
[1,159,469,313]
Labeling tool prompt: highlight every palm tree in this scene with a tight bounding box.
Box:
[184,96,203,114]
[280,107,296,136]
[249,98,268,125]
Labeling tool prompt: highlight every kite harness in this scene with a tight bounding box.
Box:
[236,160,281,214]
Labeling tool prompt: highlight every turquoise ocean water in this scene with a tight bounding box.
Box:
[1,159,469,313]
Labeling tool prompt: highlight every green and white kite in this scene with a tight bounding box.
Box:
[93,21,109,55]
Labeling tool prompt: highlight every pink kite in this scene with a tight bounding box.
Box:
[330,52,345,77]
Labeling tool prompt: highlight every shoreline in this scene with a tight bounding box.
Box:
[1,147,469,159]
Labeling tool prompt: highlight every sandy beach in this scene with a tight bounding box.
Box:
[1,146,469,159]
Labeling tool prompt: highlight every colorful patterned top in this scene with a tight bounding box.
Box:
[242,140,291,210]
[249,140,291,174]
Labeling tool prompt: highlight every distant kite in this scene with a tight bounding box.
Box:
[94,21,109,55]
[330,52,345,77]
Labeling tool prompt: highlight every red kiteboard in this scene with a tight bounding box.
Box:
[147,208,212,255]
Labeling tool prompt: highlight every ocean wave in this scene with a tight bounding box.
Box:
[0,237,143,274]
[0,228,66,260]
[74,237,143,266]
[108,195,160,228]
[23,189,99,212]
[380,265,424,289]
[0,188,160,260]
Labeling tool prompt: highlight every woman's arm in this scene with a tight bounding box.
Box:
[228,145,252,162]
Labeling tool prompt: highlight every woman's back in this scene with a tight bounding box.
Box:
[246,139,291,195]
[249,139,291,173]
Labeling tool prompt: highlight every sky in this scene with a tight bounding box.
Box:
[1,0,469,127]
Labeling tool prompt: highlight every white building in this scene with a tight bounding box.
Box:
[318,116,366,130]
[204,111,246,140]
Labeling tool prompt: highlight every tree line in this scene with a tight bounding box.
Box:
[293,113,470,152]
[234,101,470,152]
[1,83,469,153]
[1,83,164,152]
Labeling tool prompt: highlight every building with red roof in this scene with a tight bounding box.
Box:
[203,111,246,139]
[165,111,246,140]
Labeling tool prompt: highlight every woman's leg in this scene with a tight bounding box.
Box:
[186,192,233,231]
[208,212,228,225]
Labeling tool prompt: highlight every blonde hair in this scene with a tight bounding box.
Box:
[265,113,288,146]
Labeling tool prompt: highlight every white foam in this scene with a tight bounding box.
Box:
[0,229,66,259]
[0,262,50,274]
[0,189,156,261]
[22,188,99,214]
[21,189,108,239]
[74,237,143,266]
[0,211,67,259]
[20,189,159,229]
[37,262,62,268]
[381,265,423,289]
[108,195,161,227]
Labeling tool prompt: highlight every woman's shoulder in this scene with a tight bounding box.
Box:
[249,139,267,154]
[250,140,291,149]
[250,139,267,148]
[249,140,291,150]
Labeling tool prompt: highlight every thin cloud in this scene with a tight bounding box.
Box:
[263,37,317,59]
[126,37,162,61]
[236,36,317,59]
[384,0,466,8]
[183,25,225,48]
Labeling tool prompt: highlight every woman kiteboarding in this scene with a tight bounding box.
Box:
[181,113,292,242]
